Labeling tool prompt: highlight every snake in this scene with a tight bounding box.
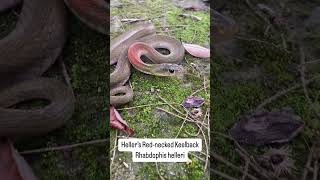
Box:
[0,0,106,178]
[0,0,76,138]
[110,22,185,107]
[0,0,107,137]
[110,10,238,107]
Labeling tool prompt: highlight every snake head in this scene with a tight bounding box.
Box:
[151,64,185,77]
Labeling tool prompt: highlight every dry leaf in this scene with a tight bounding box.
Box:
[0,138,37,180]
[182,96,205,108]
[183,43,210,58]
[110,106,134,136]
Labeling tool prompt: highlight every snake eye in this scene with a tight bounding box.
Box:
[169,69,175,74]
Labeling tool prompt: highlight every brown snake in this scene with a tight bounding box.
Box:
[0,0,75,137]
[0,0,106,178]
[110,22,185,107]
[0,0,108,136]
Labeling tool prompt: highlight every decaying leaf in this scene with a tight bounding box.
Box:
[182,96,205,108]
[183,43,210,58]
[229,108,304,146]
[0,138,37,180]
[110,106,134,136]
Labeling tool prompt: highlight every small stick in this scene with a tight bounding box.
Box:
[314,160,318,180]
[300,59,320,66]
[256,75,320,110]
[175,115,188,138]
[156,107,207,127]
[245,0,272,29]
[241,157,250,180]
[302,145,314,180]
[195,123,209,172]
[157,95,208,126]
[189,152,206,162]
[116,103,177,111]
[203,76,208,96]
[121,18,146,23]
[156,162,165,180]
[190,87,206,97]
[236,36,288,53]
[110,131,118,169]
[206,109,210,145]
[20,139,108,155]
[211,151,258,180]
[212,132,272,179]
[299,47,320,119]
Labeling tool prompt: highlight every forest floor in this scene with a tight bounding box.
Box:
[212,0,320,179]
[110,0,210,179]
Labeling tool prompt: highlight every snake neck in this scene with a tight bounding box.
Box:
[128,42,154,75]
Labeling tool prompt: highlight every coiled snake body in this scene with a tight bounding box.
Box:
[111,10,238,106]
[0,0,75,137]
[0,0,107,178]
[110,23,185,107]
[0,0,107,136]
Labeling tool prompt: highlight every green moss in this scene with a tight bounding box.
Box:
[185,158,205,179]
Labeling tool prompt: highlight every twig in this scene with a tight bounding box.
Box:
[190,87,206,97]
[110,131,118,170]
[121,18,146,23]
[212,132,272,179]
[157,95,208,126]
[256,75,320,110]
[300,59,320,66]
[20,139,108,155]
[314,160,318,180]
[156,107,207,127]
[203,76,208,96]
[195,123,209,172]
[116,103,177,111]
[156,162,165,180]
[302,145,314,180]
[210,152,258,180]
[244,0,273,29]
[175,112,188,138]
[190,152,206,162]
[241,157,250,180]
[236,36,289,53]
[299,47,320,119]
[205,109,210,145]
